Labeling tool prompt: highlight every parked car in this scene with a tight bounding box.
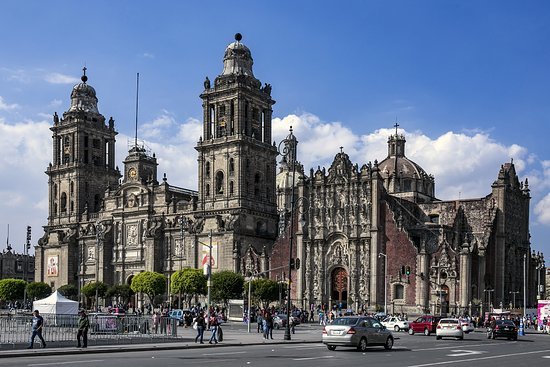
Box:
[273,314,299,329]
[436,318,464,340]
[460,318,475,333]
[489,319,518,340]
[381,316,409,332]
[408,315,442,336]
[322,316,394,351]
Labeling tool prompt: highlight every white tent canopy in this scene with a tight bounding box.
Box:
[32,290,79,315]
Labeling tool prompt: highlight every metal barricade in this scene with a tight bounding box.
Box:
[0,313,178,347]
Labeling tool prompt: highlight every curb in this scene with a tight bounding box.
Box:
[0,339,322,359]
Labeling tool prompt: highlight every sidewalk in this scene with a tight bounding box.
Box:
[0,324,323,359]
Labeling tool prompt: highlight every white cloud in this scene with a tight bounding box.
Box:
[535,194,550,225]
[44,73,80,84]
[49,99,63,108]
[139,111,177,140]
[142,53,155,59]
[0,96,19,110]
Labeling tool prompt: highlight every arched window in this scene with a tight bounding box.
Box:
[60,192,67,212]
[229,181,234,196]
[70,181,74,195]
[394,284,404,300]
[205,162,211,177]
[53,184,58,198]
[229,158,235,175]
[215,171,224,194]
[254,173,261,197]
[94,194,101,212]
[205,184,210,197]
[70,201,74,212]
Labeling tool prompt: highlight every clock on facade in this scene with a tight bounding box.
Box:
[128,168,137,178]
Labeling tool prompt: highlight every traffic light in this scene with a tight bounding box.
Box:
[290,258,295,269]
[295,258,300,270]
[401,266,406,275]
[405,266,411,276]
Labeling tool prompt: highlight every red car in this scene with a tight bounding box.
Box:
[408,315,442,336]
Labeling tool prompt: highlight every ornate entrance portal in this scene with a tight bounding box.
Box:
[331,267,348,309]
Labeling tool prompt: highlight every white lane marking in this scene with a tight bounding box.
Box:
[407,349,550,367]
[29,361,104,367]
[447,350,485,357]
[293,356,334,361]
[412,342,511,351]
[202,351,247,356]
[283,344,325,348]
[543,356,550,359]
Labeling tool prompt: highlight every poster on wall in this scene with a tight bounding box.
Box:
[201,243,218,274]
[537,300,550,329]
[47,255,58,277]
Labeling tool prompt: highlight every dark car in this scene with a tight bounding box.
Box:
[408,315,442,336]
[490,319,517,340]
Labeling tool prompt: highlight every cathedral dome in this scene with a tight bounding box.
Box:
[68,68,99,114]
[378,132,435,200]
[221,33,255,77]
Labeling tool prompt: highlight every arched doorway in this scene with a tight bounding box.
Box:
[331,267,348,309]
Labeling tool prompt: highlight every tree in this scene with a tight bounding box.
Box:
[25,282,52,300]
[0,279,27,302]
[250,278,280,308]
[81,281,108,308]
[211,271,244,308]
[131,271,166,306]
[105,284,134,305]
[57,284,79,300]
[171,268,206,307]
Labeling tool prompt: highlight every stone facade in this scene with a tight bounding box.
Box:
[276,131,545,314]
[0,249,34,283]
[35,34,544,314]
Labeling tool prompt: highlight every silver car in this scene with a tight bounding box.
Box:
[322,316,394,351]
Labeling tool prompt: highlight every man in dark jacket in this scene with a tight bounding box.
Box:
[77,310,90,348]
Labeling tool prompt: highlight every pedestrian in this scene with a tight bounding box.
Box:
[257,312,264,333]
[77,310,90,348]
[208,312,219,344]
[194,312,206,344]
[27,310,46,349]
[264,312,273,339]
[290,316,296,334]
[152,312,159,334]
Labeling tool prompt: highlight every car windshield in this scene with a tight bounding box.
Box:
[332,317,359,326]
[440,319,459,324]
[497,320,515,325]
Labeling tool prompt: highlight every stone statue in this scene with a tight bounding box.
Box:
[263,83,272,95]
[204,76,211,89]
[108,116,114,129]
[53,112,59,124]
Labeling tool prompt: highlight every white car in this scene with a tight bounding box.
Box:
[436,318,464,340]
[381,316,409,332]
[460,318,474,333]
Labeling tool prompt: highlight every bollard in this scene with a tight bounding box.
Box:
[518,319,525,336]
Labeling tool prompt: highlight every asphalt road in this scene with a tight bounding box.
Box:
[2,331,550,367]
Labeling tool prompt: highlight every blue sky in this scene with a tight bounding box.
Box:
[1,1,549,258]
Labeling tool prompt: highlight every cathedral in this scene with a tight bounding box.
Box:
[36,34,545,314]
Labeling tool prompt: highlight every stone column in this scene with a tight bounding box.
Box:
[416,249,429,311]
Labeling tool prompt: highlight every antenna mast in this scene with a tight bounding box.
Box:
[135,72,140,148]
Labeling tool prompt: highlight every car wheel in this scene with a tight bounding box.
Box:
[394,325,400,332]
[408,328,415,335]
[458,336,463,340]
[513,337,517,341]
[384,337,393,350]
[424,328,430,336]
[275,324,280,330]
[357,337,368,352]
[492,334,496,339]
[436,336,442,340]
[327,345,336,351]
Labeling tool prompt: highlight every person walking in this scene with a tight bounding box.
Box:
[152,312,160,334]
[208,312,219,344]
[264,312,273,340]
[194,312,206,344]
[77,310,90,348]
[27,310,46,349]
[256,311,264,333]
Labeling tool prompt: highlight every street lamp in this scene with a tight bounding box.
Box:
[484,289,494,312]
[378,253,387,315]
[277,126,306,341]
[536,261,544,300]
[193,229,213,315]
[509,291,520,309]
[523,253,527,318]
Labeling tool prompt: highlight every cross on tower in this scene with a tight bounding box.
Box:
[394,121,400,136]
[339,146,343,153]
[82,66,87,76]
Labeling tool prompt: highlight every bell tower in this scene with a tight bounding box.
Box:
[196,34,279,272]
[46,68,120,225]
